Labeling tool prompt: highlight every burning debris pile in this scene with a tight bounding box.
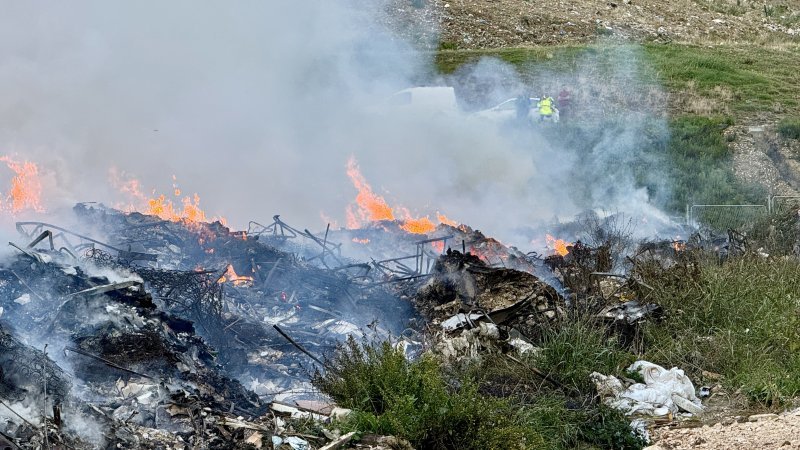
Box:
[0,200,692,448]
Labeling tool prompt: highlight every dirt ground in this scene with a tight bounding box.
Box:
[649,408,800,449]
[382,0,800,49]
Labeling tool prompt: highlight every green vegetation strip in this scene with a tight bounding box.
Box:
[636,252,800,405]
[313,337,645,450]
[435,43,800,117]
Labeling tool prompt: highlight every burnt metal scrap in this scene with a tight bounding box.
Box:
[0,202,679,448]
[1,243,267,448]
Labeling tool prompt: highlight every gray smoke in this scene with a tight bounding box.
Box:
[0,1,672,249]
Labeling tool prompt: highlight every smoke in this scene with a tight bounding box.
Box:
[0,1,672,249]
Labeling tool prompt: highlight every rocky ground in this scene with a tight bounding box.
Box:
[650,408,800,449]
[383,0,800,49]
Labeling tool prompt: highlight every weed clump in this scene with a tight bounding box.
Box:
[579,406,648,450]
[312,336,544,449]
[533,319,633,392]
[636,254,800,404]
[778,117,800,139]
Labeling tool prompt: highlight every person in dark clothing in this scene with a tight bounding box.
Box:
[557,87,571,122]
[515,93,531,122]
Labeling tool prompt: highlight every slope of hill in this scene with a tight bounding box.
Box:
[387,0,800,49]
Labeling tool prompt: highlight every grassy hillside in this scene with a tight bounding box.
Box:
[436,43,800,118]
[434,43,800,214]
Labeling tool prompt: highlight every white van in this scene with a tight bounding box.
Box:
[382,87,460,115]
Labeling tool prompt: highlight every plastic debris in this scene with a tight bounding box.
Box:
[591,360,703,417]
[272,435,310,450]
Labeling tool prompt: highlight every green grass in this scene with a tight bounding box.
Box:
[532,319,634,392]
[313,336,645,450]
[642,44,800,114]
[435,43,800,117]
[313,337,545,449]
[635,254,800,405]
[778,117,800,139]
[662,115,765,211]
[436,44,787,215]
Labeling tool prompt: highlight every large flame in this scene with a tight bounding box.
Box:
[109,169,225,225]
[546,234,570,256]
[345,156,458,234]
[0,155,44,214]
[346,157,395,224]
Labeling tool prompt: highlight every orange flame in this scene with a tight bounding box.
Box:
[218,264,254,286]
[346,157,395,225]
[546,234,570,256]
[437,213,457,227]
[0,156,45,214]
[400,217,436,234]
[431,241,445,253]
[345,156,457,234]
[352,238,370,244]
[109,169,225,225]
[672,236,685,252]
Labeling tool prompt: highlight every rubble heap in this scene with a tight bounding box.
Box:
[0,202,676,448]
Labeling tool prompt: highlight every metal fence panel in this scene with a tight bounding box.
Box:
[769,196,800,214]
[689,204,768,231]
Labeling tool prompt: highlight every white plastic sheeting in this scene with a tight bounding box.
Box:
[591,360,704,417]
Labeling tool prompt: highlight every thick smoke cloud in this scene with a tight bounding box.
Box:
[0,1,670,247]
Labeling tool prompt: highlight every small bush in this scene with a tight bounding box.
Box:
[778,117,800,139]
[312,336,544,449]
[472,356,644,450]
[579,406,648,450]
[534,318,633,393]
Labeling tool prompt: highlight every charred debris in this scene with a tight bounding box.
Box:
[0,203,715,449]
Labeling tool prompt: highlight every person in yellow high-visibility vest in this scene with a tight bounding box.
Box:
[537,95,554,122]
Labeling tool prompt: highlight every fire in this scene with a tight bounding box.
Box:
[0,156,44,214]
[672,236,686,252]
[437,213,457,227]
[546,234,570,256]
[400,217,436,234]
[431,240,445,253]
[218,264,254,286]
[346,157,395,225]
[345,156,458,234]
[109,169,225,225]
[352,238,370,244]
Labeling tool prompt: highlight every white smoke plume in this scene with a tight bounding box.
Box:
[0,1,671,249]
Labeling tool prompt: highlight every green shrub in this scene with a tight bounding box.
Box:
[579,406,647,450]
[778,117,800,139]
[438,41,458,51]
[533,318,633,393]
[312,336,544,449]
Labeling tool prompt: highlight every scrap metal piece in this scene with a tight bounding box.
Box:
[64,347,155,380]
[65,280,141,299]
[16,221,158,263]
[598,300,663,325]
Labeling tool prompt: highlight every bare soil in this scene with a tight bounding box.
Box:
[384,0,800,49]
[651,408,800,449]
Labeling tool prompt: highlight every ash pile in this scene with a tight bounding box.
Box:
[0,203,668,448]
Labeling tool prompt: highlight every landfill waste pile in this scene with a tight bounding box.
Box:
[0,203,711,449]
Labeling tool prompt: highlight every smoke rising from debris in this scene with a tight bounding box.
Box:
[0,1,671,246]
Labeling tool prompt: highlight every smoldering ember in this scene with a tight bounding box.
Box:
[3,2,800,450]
